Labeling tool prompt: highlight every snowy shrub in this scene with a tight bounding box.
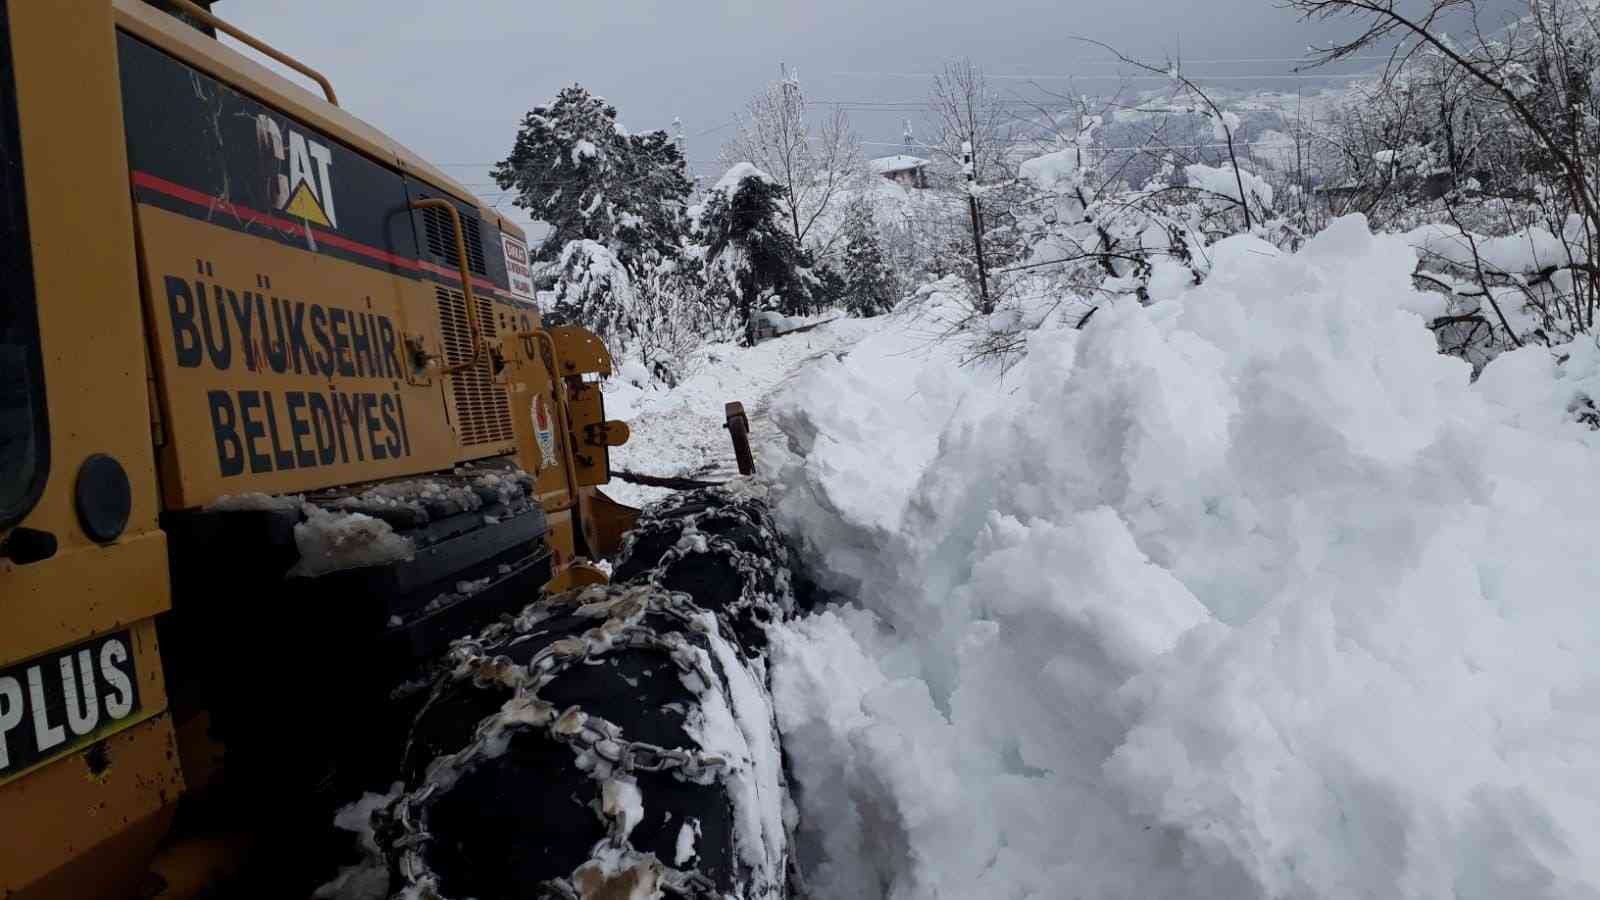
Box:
[630,264,738,385]
[547,245,736,387]
[1183,162,1276,228]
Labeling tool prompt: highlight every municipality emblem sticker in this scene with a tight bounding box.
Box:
[533,394,558,470]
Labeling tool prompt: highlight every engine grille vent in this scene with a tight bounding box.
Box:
[420,204,489,276]
[435,285,513,447]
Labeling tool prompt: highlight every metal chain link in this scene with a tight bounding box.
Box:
[387,488,794,898]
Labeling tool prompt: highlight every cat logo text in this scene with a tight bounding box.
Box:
[255,114,338,229]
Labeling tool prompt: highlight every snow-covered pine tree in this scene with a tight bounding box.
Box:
[492,85,691,275]
[493,85,711,378]
[616,129,694,269]
[838,199,898,317]
[811,261,847,311]
[698,163,815,343]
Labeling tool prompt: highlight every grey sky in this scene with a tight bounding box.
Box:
[219,1,1512,232]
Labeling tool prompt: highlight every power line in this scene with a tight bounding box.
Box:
[801,96,1343,113]
[808,75,1368,105]
[830,56,1388,78]
[693,116,740,137]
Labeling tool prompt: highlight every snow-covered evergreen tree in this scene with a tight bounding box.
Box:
[492,85,713,378]
[492,85,691,274]
[699,163,815,343]
[545,240,635,341]
[811,261,847,312]
[837,199,898,317]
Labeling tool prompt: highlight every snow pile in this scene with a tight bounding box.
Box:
[767,215,1600,898]
[766,294,994,566]
[206,492,303,513]
[603,316,885,507]
[331,479,483,519]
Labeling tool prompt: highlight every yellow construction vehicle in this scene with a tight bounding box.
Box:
[0,2,762,896]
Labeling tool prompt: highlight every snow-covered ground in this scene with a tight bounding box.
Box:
[602,315,886,507]
[760,217,1600,898]
[593,217,1600,898]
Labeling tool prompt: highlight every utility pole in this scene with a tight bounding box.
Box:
[962,140,991,313]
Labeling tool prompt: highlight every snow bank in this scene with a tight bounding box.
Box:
[604,316,885,507]
[767,215,1600,898]
[767,295,999,587]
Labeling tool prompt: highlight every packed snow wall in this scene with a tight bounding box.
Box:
[766,216,1600,899]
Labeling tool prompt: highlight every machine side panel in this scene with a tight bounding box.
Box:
[118,32,469,507]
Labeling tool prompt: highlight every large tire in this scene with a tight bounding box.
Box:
[611,481,797,652]
[376,484,794,900]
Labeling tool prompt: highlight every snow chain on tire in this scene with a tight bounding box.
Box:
[611,481,797,654]
[376,483,796,900]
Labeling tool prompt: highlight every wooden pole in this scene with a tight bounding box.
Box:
[963,140,992,313]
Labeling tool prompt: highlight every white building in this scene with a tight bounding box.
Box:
[870,155,930,189]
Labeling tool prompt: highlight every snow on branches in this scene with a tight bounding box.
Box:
[699,164,818,344]
[494,85,692,275]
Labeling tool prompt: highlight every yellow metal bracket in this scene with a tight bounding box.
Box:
[544,560,609,594]
[549,326,612,377]
[166,0,339,105]
[410,198,487,378]
[584,419,630,448]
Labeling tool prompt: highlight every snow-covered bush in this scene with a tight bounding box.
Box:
[1182,161,1276,229]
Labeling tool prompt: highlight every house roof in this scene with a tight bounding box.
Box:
[870,154,929,175]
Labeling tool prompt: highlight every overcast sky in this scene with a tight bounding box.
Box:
[221,0,1516,233]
